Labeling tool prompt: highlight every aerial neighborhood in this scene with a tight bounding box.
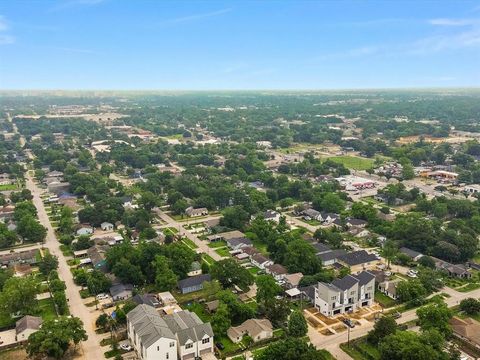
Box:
[2,90,480,360]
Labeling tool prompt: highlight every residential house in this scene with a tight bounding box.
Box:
[399,247,424,262]
[15,315,42,342]
[311,242,331,255]
[177,274,211,294]
[226,237,252,251]
[187,261,202,277]
[0,173,14,186]
[265,264,288,281]
[251,254,273,270]
[47,170,64,178]
[450,317,480,349]
[207,230,245,243]
[317,249,348,267]
[127,304,214,360]
[110,283,133,301]
[241,246,261,257]
[158,291,177,306]
[132,294,161,308]
[433,258,472,279]
[204,300,219,314]
[0,205,15,222]
[337,250,378,272]
[303,209,321,221]
[0,249,39,267]
[185,207,208,217]
[86,245,108,272]
[314,271,375,316]
[378,279,401,300]
[227,319,273,344]
[319,212,340,225]
[76,225,93,236]
[284,273,304,289]
[263,210,281,223]
[100,222,114,231]
[47,181,70,195]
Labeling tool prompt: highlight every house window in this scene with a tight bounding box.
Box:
[166,353,169,359]
[202,338,210,344]
[169,341,175,347]
[186,343,193,349]
[157,346,159,351]
[367,286,372,291]
[331,296,336,300]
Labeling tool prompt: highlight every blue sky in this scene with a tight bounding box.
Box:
[0,0,479,89]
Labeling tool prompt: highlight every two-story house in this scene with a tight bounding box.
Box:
[314,271,375,316]
[127,304,214,360]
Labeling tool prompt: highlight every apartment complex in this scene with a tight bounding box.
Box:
[314,271,375,316]
[127,304,214,360]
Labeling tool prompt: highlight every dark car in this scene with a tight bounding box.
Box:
[215,342,225,350]
[392,311,402,319]
[342,318,355,328]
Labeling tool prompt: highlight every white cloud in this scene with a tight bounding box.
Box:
[0,34,14,45]
[408,28,480,54]
[53,47,95,54]
[428,18,478,26]
[0,15,8,31]
[0,15,14,45]
[48,0,106,12]
[158,8,232,26]
[312,46,379,62]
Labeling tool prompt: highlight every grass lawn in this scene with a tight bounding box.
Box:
[164,227,178,235]
[181,238,198,249]
[208,240,227,248]
[374,291,397,308]
[59,244,73,256]
[0,184,17,191]
[248,267,260,276]
[183,302,212,322]
[340,338,380,360]
[321,155,375,170]
[215,247,231,257]
[458,283,480,292]
[173,288,211,304]
[37,298,57,320]
[216,336,242,356]
[0,348,28,360]
[202,254,216,266]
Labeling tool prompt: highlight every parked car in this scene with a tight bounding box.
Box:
[406,270,417,278]
[342,318,355,328]
[215,342,225,350]
[96,293,109,300]
[392,311,402,319]
[120,343,132,351]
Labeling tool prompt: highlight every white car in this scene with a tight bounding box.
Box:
[96,293,109,300]
[406,271,417,278]
[120,343,132,351]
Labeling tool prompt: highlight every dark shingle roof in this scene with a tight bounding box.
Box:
[338,250,377,266]
[332,275,359,291]
[227,237,252,248]
[177,274,211,290]
[299,286,316,302]
[110,283,133,297]
[312,242,331,254]
[399,247,423,259]
[352,271,376,286]
[317,249,347,263]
